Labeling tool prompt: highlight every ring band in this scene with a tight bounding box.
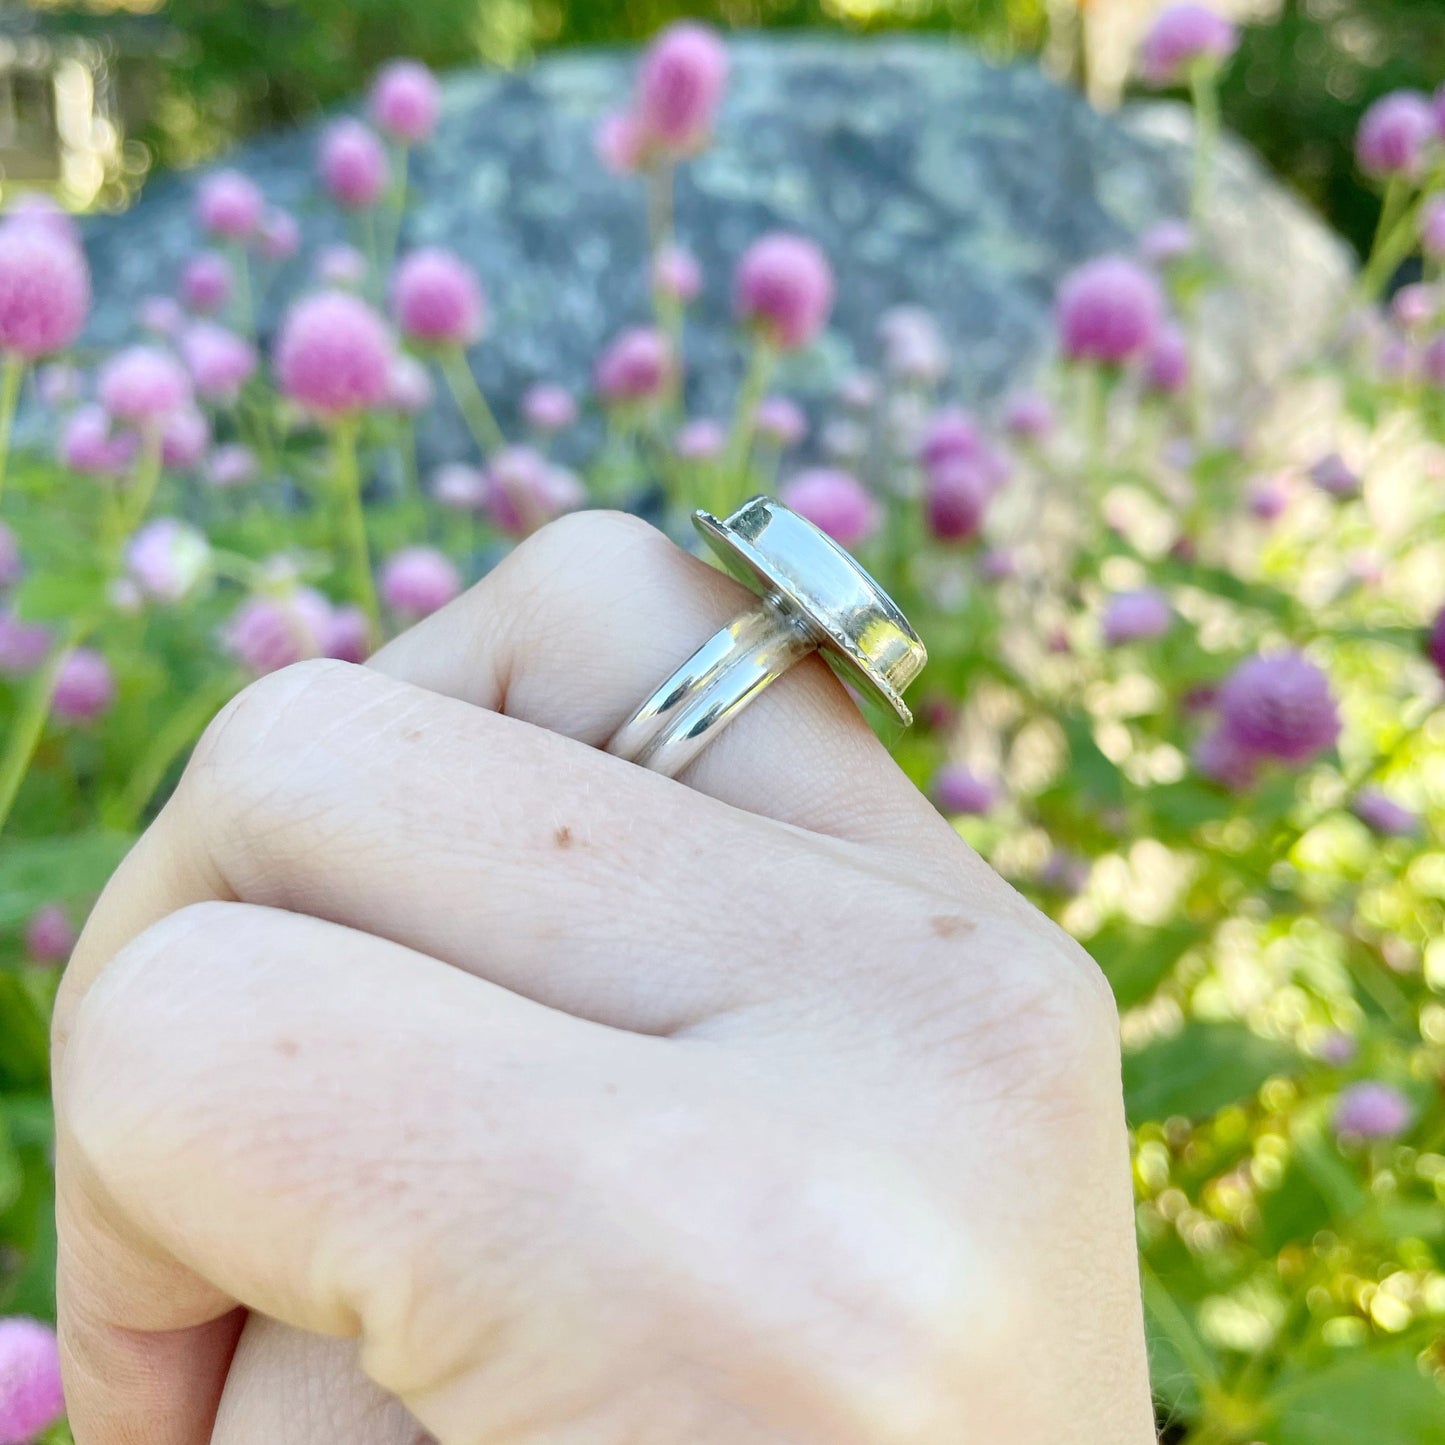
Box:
[606,496,927,779]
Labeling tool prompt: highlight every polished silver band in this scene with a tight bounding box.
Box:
[606,496,927,779]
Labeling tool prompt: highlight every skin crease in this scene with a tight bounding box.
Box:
[51,511,1157,1445]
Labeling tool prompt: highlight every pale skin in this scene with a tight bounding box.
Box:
[51,511,1157,1444]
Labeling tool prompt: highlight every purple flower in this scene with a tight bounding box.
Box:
[181,321,257,404]
[315,244,368,288]
[1002,391,1054,442]
[325,604,372,664]
[5,194,80,246]
[1247,476,1290,522]
[753,395,807,449]
[255,208,300,262]
[1140,219,1195,266]
[594,326,673,403]
[1144,324,1190,395]
[1428,606,1445,682]
[1308,452,1361,500]
[25,903,75,964]
[0,521,20,590]
[1194,725,1259,790]
[1355,91,1436,180]
[837,373,879,411]
[594,110,645,174]
[430,462,488,512]
[180,251,233,315]
[779,469,880,549]
[521,383,578,434]
[1351,787,1420,838]
[924,463,992,544]
[0,1316,65,1442]
[0,219,91,360]
[223,588,336,675]
[878,306,949,385]
[204,443,258,490]
[386,355,434,415]
[319,119,390,209]
[274,291,395,418]
[980,548,1017,581]
[1056,255,1164,366]
[1423,334,1445,388]
[370,59,442,145]
[1422,198,1445,260]
[934,765,998,817]
[1334,1081,1412,1141]
[652,244,703,304]
[380,546,462,618]
[137,295,185,337]
[1391,283,1438,331]
[1102,588,1173,646]
[161,407,211,471]
[126,518,212,603]
[391,247,486,348]
[36,362,82,410]
[98,346,192,428]
[1217,651,1340,765]
[0,612,50,678]
[734,233,835,351]
[484,447,584,536]
[52,646,115,723]
[58,404,126,476]
[195,169,264,239]
[675,417,726,462]
[636,22,729,154]
[1317,1030,1358,1067]
[1139,3,1240,87]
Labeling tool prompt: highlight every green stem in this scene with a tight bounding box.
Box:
[1358,179,1420,303]
[123,429,165,537]
[1188,65,1221,229]
[229,241,255,338]
[331,419,379,635]
[440,348,506,457]
[0,354,26,511]
[0,620,84,837]
[721,338,776,514]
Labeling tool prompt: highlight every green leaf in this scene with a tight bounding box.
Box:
[0,973,49,1089]
[10,562,110,626]
[1264,1349,1445,1445]
[0,828,135,930]
[1123,1023,1301,1124]
[1089,920,1202,1011]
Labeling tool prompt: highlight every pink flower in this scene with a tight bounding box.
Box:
[36,362,82,409]
[1056,255,1164,366]
[1247,476,1290,521]
[325,604,372,663]
[0,1316,65,1442]
[1194,725,1258,789]
[195,170,264,239]
[98,346,192,428]
[1355,91,1436,180]
[1318,1031,1358,1067]
[180,252,233,314]
[675,417,726,462]
[391,247,485,347]
[315,244,368,288]
[431,462,488,511]
[934,764,998,817]
[25,903,75,963]
[1391,283,1437,331]
[0,521,20,590]
[1217,651,1340,765]
[917,409,1009,488]
[878,306,949,384]
[594,326,673,403]
[161,407,211,470]
[924,463,991,544]
[5,194,80,245]
[734,233,834,350]
[594,110,646,174]
[521,383,577,433]
[484,447,585,536]
[370,59,442,145]
[126,518,211,603]
[1308,452,1360,499]
[753,394,806,448]
[1144,324,1190,394]
[380,546,462,618]
[1102,588,1172,646]
[0,612,50,678]
[255,208,301,261]
[1003,391,1054,442]
[1423,334,1445,388]
[780,468,880,549]
[0,220,91,359]
[319,119,390,209]
[1139,3,1239,87]
[52,646,115,722]
[1428,606,1445,681]
[653,244,703,304]
[980,548,1017,581]
[636,21,728,154]
[386,354,434,414]
[137,295,185,337]
[58,404,126,476]
[274,290,395,418]
[1423,198,1445,260]
[223,588,336,674]
[1351,787,1420,838]
[1140,219,1194,266]
[205,443,258,489]
[1334,1081,1412,1141]
[181,322,257,403]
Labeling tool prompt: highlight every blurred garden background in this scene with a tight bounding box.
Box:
[3,1,1445,1442]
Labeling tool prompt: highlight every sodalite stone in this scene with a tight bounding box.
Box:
[83,36,1350,463]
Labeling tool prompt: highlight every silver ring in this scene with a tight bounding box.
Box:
[606,495,927,778]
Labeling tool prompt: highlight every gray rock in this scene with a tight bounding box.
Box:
[81,35,1351,464]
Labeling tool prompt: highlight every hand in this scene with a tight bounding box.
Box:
[52,511,1154,1445]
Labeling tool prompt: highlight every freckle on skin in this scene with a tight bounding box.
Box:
[930,914,976,940]
[274,1037,300,1058]
[399,727,426,744]
[554,825,573,848]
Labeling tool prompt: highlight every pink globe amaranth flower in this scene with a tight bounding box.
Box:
[980,547,1017,582]
[917,407,1010,489]
[1334,1081,1412,1141]
[1247,475,1290,521]
[636,21,729,154]
[0,1315,65,1441]
[161,407,211,471]
[1427,606,1445,680]
[1422,333,1445,388]
[431,462,488,511]
[1217,651,1340,765]
[594,326,674,403]
[180,251,233,315]
[137,294,185,337]
[1139,3,1239,87]
[1351,787,1420,838]
[1378,335,1418,383]
[380,546,462,618]
[274,290,395,419]
[1003,391,1054,442]
[878,306,949,385]
[1102,588,1172,646]
[1144,324,1190,395]
[675,417,726,462]
[58,404,124,476]
[181,321,257,404]
[316,243,368,288]
[99,346,192,428]
[6,193,80,246]
[1391,282,1437,331]
[325,604,371,664]
[0,220,91,360]
[255,208,301,262]
[1039,849,1090,897]
[223,588,335,675]
[52,646,115,723]
[1317,1030,1358,1067]
[205,442,258,489]
[924,463,991,544]
[1422,197,1445,260]
[484,446,585,536]
[36,362,82,410]
[1355,91,1436,180]
[734,233,835,351]
[781,469,880,549]
[126,517,211,603]
[1140,218,1195,266]
[319,119,390,209]
[1056,255,1164,366]
[196,169,263,240]
[1308,451,1361,499]
[594,110,646,174]
[1194,725,1259,790]
[386,354,434,414]
[391,247,485,347]
[753,394,806,448]
[0,612,49,678]
[653,244,703,304]
[521,382,577,433]
[0,521,20,590]
[934,764,998,817]
[370,59,442,145]
[24,903,75,964]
